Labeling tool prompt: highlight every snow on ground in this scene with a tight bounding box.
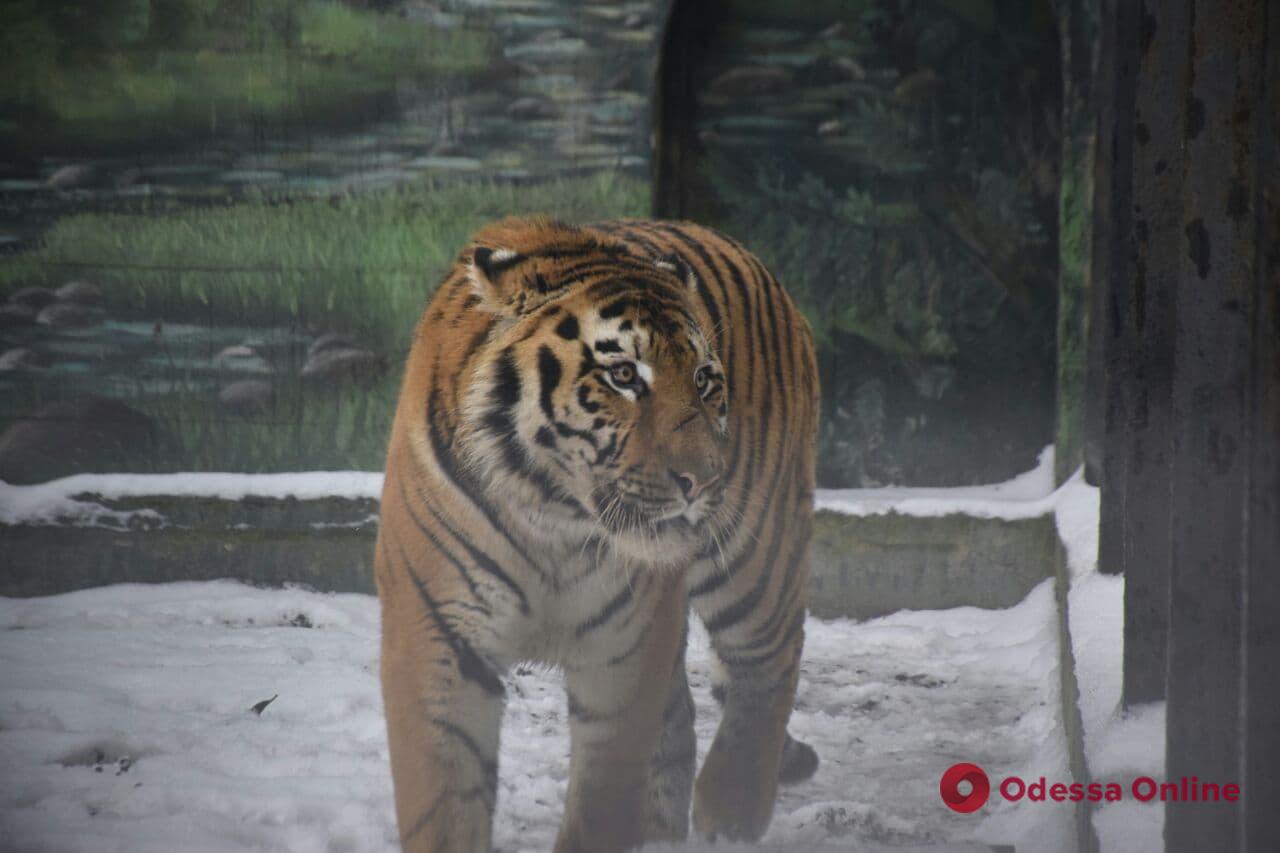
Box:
[0,580,1061,852]
[0,450,1163,851]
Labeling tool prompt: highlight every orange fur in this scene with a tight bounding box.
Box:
[375,218,819,852]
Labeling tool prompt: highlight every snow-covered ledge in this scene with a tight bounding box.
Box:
[1,451,1058,527]
[815,447,1059,519]
[1,453,1061,619]
[0,471,384,528]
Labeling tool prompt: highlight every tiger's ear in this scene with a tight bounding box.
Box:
[653,254,699,294]
[466,217,587,316]
[469,245,526,311]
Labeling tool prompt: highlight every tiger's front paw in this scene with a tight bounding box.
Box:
[691,739,778,842]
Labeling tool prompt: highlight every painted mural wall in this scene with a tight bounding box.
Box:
[657,0,1063,486]
[0,0,661,482]
[2,0,1063,488]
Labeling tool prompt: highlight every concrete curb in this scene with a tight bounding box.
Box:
[4,494,1057,623]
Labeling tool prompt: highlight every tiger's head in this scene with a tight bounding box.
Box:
[456,218,729,566]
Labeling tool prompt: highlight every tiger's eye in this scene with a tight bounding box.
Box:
[695,367,709,390]
[609,362,636,386]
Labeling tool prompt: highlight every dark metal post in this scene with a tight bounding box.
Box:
[1082,0,1122,488]
[1242,8,1280,840]
[1092,0,1139,576]
[1164,0,1274,850]
[1096,0,1178,707]
[651,0,720,220]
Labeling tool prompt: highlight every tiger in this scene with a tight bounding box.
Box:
[374,216,820,853]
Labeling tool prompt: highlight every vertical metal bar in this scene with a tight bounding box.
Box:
[1165,0,1267,849]
[1115,0,1188,707]
[1083,0,1120,488]
[1095,0,1140,584]
[1242,3,1279,847]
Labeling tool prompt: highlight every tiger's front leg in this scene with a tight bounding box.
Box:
[691,545,810,842]
[692,638,802,842]
[555,574,687,853]
[378,556,506,853]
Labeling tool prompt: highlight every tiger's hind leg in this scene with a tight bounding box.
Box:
[642,619,696,843]
[779,730,820,783]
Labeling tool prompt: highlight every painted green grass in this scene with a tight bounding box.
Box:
[0,174,648,473]
[3,364,407,475]
[146,371,408,474]
[0,1,489,151]
[23,41,484,128]
[2,173,649,350]
[298,2,482,70]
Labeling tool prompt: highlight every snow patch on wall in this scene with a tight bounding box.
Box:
[816,446,1057,519]
[1052,472,1165,852]
[0,471,383,527]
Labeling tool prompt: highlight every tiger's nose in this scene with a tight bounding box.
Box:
[672,469,720,501]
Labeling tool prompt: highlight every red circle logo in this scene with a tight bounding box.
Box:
[940,763,990,813]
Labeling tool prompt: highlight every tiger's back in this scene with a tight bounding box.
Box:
[375,218,818,853]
